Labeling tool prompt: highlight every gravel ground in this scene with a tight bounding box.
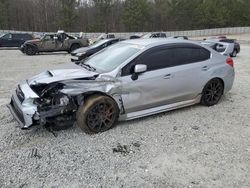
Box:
[0,45,249,188]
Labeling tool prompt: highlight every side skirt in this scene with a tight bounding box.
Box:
[119,95,201,121]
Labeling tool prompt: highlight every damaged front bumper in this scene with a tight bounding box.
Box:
[7,81,38,129]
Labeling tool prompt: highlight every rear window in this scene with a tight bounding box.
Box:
[220,39,234,43]
[173,47,210,65]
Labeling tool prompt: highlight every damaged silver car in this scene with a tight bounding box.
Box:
[8,39,235,133]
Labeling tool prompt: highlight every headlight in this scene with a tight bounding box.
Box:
[76,52,85,57]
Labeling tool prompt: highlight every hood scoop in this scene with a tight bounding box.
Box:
[28,68,98,85]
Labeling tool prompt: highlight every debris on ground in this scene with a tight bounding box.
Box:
[112,142,141,155]
[29,148,42,159]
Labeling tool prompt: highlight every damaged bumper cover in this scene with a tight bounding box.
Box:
[7,81,38,129]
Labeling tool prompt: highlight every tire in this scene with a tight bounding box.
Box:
[201,78,224,106]
[231,49,237,57]
[25,45,37,55]
[70,43,81,52]
[76,95,119,134]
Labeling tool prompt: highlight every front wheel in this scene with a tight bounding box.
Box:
[201,78,224,106]
[76,95,119,134]
[70,44,81,52]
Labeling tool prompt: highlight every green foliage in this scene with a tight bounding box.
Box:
[1,0,250,32]
[58,0,78,31]
[122,0,150,31]
[0,0,9,29]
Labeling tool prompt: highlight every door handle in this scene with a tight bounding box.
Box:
[163,74,172,79]
[202,66,209,71]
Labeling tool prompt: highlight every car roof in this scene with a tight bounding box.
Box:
[120,38,199,48]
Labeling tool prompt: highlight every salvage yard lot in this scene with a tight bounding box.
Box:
[0,45,250,187]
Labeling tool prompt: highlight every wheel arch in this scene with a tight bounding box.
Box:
[203,77,225,93]
[76,91,123,114]
[70,42,81,48]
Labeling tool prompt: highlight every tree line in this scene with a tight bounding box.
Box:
[0,0,250,33]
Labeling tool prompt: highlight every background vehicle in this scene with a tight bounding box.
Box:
[141,32,167,38]
[201,40,235,57]
[129,35,141,39]
[207,38,240,57]
[216,39,240,57]
[71,38,123,62]
[8,39,234,134]
[90,33,116,44]
[168,36,188,40]
[20,31,89,55]
[0,33,33,47]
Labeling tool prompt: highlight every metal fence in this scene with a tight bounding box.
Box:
[1,27,250,38]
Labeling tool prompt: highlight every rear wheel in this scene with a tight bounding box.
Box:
[25,46,37,55]
[70,43,81,52]
[231,49,237,57]
[76,95,119,134]
[201,78,224,106]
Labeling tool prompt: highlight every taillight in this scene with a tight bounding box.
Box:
[226,57,234,67]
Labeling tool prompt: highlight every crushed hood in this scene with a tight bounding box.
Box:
[28,66,97,85]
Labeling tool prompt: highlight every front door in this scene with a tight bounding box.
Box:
[120,46,176,113]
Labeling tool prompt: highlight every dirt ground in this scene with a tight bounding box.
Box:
[0,41,249,187]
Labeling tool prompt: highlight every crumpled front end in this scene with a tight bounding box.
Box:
[7,81,39,129]
[7,68,124,129]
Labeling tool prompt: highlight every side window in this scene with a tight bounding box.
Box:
[2,33,12,39]
[13,34,24,40]
[122,47,174,76]
[139,48,174,71]
[24,34,32,40]
[173,47,210,66]
[220,39,234,43]
[161,33,167,38]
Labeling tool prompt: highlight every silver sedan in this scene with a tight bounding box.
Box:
[8,39,235,133]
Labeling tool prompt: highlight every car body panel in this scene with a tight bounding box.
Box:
[8,39,235,129]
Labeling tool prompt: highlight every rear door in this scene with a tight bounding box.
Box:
[166,44,212,101]
[12,34,28,47]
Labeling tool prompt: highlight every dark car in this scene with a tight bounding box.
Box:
[130,35,141,39]
[71,38,123,62]
[168,36,188,40]
[0,33,33,47]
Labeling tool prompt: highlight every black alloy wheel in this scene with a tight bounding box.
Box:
[201,78,224,106]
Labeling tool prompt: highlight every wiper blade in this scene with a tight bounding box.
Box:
[80,63,96,72]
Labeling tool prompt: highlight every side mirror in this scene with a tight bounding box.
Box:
[53,36,58,40]
[131,64,147,81]
[134,64,147,73]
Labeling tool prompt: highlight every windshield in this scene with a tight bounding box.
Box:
[83,43,141,73]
